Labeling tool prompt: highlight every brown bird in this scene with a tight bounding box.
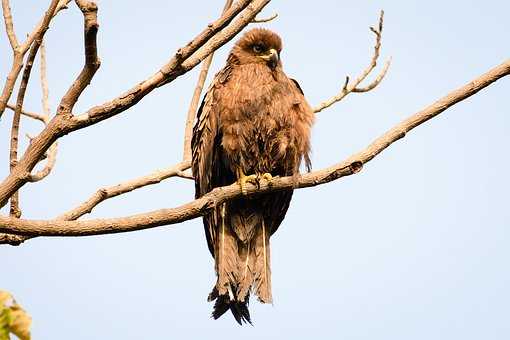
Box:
[191,28,314,324]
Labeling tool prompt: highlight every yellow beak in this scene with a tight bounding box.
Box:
[259,48,279,68]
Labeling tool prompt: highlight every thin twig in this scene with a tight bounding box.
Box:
[18,0,71,54]
[182,0,233,161]
[352,57,391,92]
[314,10,390,113]
[0,0,68,120]
[1,59,508,241]
[251,12,278,23]
[6,103,46,123]
[40,42,50,118]
[28,41,58,183]
[58,161,191,220]
[1,0,18,49]
[8,2,58,217]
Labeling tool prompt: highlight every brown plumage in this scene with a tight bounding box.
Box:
[191,28,314,324]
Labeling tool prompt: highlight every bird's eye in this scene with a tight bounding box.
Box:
[252,44,263,53]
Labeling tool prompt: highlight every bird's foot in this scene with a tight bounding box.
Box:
[258,172,273,183]
[237,171,258,195]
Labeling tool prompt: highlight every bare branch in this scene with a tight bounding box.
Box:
[18,0,72,54]
[6,103,46,123]
[0,0,271,209]
[0,233,27,246]
[0,160,190,244]
[27,42,58,183]
[0,0,67,120]
[1,0,18,49]
[182,0,233,161]
[0,57,25,120]
[1,59,508,241]
[352,57,391,92]
[314,10,391,113]
[7,0,62,217]
[40,42,51,118]
[57,161,191,221]
[58,0,100,114]
[177,168,194,180]
[251,12,278,23]
[71,0,270,128]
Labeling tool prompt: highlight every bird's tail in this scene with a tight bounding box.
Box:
[251,219,272,303]
[208,203,272,324]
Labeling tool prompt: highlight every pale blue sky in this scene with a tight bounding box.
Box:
[1,1,509,339]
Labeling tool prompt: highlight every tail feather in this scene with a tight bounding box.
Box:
[236,240,253,301]
[215,204,239,296]
[210,203,272,324]
[253,219,272,303]
[210,287,252,325]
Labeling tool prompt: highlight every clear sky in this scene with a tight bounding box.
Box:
[1,1,509,339]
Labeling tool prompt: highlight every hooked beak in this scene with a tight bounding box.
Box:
[259,48,279,69]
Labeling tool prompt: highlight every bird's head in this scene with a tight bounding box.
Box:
[231,28,282,70]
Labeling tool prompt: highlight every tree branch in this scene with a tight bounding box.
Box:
[6,104,46,123]
[1,0,18,49]
[70,0,270,128]
[182,0,233,162]
[57,161,191,221]
[1,59,508,240]
[0,0,271,209]
[314,10,391,113]
[18,0,71,55]
[58,0,100,114]
[27,42,58,183]
[251,12,278,23]
[0,0,69,120]
[8,2,57,216]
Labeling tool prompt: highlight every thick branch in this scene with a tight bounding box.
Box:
[314,10,390,113]
[0,0,270,209]
[58,0,100,114]
[1,59,508,239]
[70,0,269,128]
[182,0,233,161]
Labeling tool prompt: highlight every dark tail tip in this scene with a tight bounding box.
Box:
[210,291,252,325]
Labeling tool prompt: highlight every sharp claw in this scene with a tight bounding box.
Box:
[236,170,273,194]
[237,171,258,195]
[260,173,273,182]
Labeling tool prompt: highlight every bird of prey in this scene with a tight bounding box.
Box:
[191,28,314,324]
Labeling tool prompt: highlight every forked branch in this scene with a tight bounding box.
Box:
[0,0,70,120]
[8,1,59,217]
[314,10,391,113]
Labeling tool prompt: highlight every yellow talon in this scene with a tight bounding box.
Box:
[259,173,273,182]
[237,169,258,195]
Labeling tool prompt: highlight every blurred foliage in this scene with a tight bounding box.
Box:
[0,291,31,340]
